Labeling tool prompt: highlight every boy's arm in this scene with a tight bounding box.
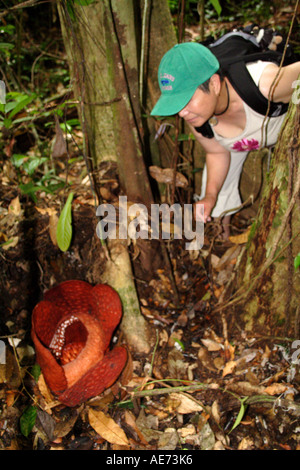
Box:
[190,127,231,222]
[194,150,230,222]
[259,62,300,103]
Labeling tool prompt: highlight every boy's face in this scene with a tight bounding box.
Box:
[178,75,219,127]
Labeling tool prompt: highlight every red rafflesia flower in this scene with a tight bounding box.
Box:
[31,280,127,407]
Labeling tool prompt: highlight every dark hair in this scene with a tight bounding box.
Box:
[198,69,224,94]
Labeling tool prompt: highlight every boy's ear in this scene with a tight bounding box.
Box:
[210,74,222,95]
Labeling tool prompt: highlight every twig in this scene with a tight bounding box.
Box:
[0,0,49,18]
[149,329,159,377]
[132,382,217,398]
[284,105,299,334]
[171,115,180,206]
[139,0,149,105]
[130,380,300,416]
[161,240,180,305]
[261,0,299,146]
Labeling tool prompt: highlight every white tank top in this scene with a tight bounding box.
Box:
[212,61,287,152]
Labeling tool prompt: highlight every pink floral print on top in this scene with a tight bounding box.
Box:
[231,138,260,152]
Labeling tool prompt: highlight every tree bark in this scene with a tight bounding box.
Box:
[56,0,177,353]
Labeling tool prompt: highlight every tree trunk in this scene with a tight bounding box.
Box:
[56,0,177,353]
[224,100,300,337]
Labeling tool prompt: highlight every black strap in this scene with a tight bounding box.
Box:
[217,50,283,68]
[225,60,288,117]
[213,49,289,117]
[194,121,214,139]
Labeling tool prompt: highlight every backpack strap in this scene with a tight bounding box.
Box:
[225,59,289,117]
[208,33,291,117]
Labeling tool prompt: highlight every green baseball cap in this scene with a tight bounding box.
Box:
[151,42,219,116]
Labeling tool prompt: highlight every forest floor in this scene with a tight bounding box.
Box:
[0,1,300,453]
[0,150,299,451]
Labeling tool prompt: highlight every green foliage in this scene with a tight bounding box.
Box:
[56,192,74,252]
[230,396,248,433]
[0,23,15,54]
[173,338,185,351]
[208,0,222,17]
[20,405,37,437]
[30,364,41,382]
[0,92,67,201]
[0,92,36,129]
[66,0,97,21]
[59,117,81,134]
[74,0,97,5]
[19,179,64,203]
[167,0,290,25]
[168,0,221,21]
[294,253,300,271]
[0,92,80,201]
[10,151,66,203]
[12,154,48,176]
[218,0,272,23]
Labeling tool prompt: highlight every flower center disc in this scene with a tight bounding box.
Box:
[49,315,87,365]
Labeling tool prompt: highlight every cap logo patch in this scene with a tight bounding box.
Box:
[160,73,175,91]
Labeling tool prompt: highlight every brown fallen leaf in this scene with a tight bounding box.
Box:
[1,236,19,250]
[52,115,67,158]
[177,424,197,439]
[238,436,255,450]
[124,410,149,445]
[201,338,223,352]
[214,245,242,271]
[226,381,265,396]
[37,374,59,412]
[177,311,188,327]
[8,196,22,216]
[35,206,57,216]
[149,166,188,188]
[169,392,204,414]
[224,340,235,362]
[168,330,183,348]
[54,410,80,439]
[88,408,129,446]
[5,390,17,407]
[34,206,58,246]
[211,400,221,424]
[99,187,117,201]
[49,212,58,246]
[222,360,236,377]
[168,348,188,379]
[229,227,251,245]
[198,347,217,372]
[264,383,289,396]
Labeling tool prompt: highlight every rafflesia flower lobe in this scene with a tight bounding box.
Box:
[31,280,127,407]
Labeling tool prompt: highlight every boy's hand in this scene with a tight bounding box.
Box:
[194,195,216,222]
